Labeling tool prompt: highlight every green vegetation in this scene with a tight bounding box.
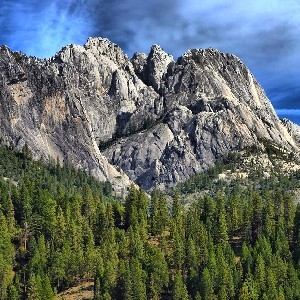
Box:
[1,145,300,299]
[12,51,25,63]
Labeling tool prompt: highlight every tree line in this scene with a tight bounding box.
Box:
[1,145,300,299]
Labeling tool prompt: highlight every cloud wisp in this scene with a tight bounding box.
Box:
[276,109,300,124]
[1,0,92,58]
[1,0,299,123]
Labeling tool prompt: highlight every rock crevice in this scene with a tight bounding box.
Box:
[0,38,299,192]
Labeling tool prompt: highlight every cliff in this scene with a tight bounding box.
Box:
[0,37,298,191]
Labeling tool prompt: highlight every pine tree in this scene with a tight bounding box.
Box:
[265,268,277,299]
[239,281,251,300]
[214,194,228,245]
[0,212,14,299]
[49,248,66,289]
[293,204,300,261]
[186,237,199,271]
[171,220,185,270]
[124,185,139,229]
[128,226,144,260]
[101,228,119,294]
[19,183,32,226]
[6,195,16,233]
[226,194,240,233]
[29,234,48,276]
[206,240,218,288]
[137,188,149,234]
[149,190,169,236]
[27,274,42,300]
[172,192,182,221]
[262,191,275,239]
[94,277,101,300]
[42,275,55,300]
[7,283,19,300]
[202,195,216,235]
[201,267,214,300]
[53,206,66,248]
[216,245,235,299]
[217,210,229,245]
[283,193,295,237]
[130,258,146,300]
[254,254,266,296]
[84,223,97,278]
[82,183,97,226]
[144,244,169,299]
[241,242,253,276]
[124,261,134,300]
[195,291,202,300]
[251,192,263,244]
[172,271,189,300]
[278,286,285,300]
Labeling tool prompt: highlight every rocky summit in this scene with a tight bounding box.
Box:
[0,37,299,192]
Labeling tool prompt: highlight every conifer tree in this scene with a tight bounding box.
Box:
[82,183,97,226]
[130,258,146,300]
[195,291,202,300]
[124,185,139,229]
[214,194,228,245]
[27,274,42,300]
[149,190,169,236]
[0,212,14,299]
[94,277,101,300]
[265,268,277,299]
[144,244,169,299]
[171,220,185,270]
[5,195,15,233]
[29,234,48,276]
[262,191,275,239]
[53,206,66,248]
[254,254,266,297]
[123,261,134,300]
[251,192,263,244]
[239,281,251,300]
[241,242,253,276]
[201,267,214,300]
[42,275,55,300]
[7,283,19,300]
[172,271,189,300]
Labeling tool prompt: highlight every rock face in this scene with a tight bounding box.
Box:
[0,37,299,192]
[105,47,299,190]
[281,118,300,146]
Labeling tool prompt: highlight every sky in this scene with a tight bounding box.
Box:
[1,0,300,124]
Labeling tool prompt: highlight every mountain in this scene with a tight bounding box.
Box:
[281,118,300,146]
[0,37,298,192]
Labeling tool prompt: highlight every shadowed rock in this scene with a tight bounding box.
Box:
[0,38,298,192]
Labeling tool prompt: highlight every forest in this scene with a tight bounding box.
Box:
[1,145,300,299]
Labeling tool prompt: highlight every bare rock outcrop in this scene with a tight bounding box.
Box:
[281,118,300,146]
[0,37,298,192]
[104,47,298,190]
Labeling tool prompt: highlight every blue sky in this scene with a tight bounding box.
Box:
[1,0,300,124]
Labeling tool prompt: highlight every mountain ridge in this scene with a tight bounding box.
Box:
[0,37,299,191]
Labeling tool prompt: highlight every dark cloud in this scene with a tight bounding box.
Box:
[236,23,296,64]
[276,109,300,125]
[84,0,182,55]
[267,85,300,109]
[0,0,300,123]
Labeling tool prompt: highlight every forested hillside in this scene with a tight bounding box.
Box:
[1,145,300,299]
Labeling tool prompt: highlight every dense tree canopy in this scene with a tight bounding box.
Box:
[1,145,300,299]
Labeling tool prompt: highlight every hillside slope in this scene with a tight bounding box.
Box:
[0,38,298,191]
[103,46,299,190]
